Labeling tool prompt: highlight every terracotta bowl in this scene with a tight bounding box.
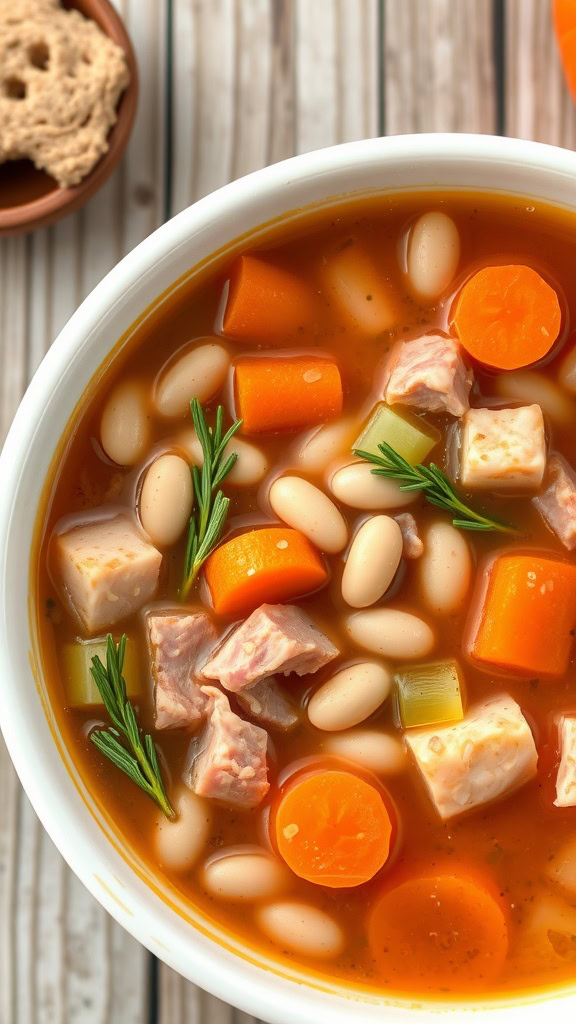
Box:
[0,0,138,236]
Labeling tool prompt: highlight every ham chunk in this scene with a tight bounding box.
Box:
[533,455,576,550]
[406,694,538,820]
[202,604,338,692]
[460,405,546,490]
[147,611,217,730]
[555,716,576,807]
[54,515,161,633]
[383,334,472,417]
[187,687,269,809]
[237,677,300,731]
[395,513,423,559]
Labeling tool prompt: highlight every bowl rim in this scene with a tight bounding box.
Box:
[3,133,576,1022]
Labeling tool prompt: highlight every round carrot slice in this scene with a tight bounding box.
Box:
[368,872,509,989]
[274,769,393,888]
[453,264,561,370]
[554,0,576,103]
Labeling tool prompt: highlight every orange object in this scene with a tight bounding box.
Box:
[470,553,576,677]
[554,0,576,102]
[453,264,561,369]
[222,255,318,341]
[368,872,508,989]
[235,356,343,435]
[204,527,328,616]
[274,769,393,888]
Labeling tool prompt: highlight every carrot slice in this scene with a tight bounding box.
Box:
[274,769,393,888]
[222,255,318,341]
[469,553,576,677]
[368,872,508,989]
[235,356,343,435]
[554,0,576,103]
[204,527,328,616]
[453,264,561,369]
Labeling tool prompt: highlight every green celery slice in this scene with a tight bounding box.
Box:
[396,659,464,728]
[354,402,440,466]
[62,637,140,707]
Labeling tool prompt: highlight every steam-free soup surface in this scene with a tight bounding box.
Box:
[36,192,576,1000]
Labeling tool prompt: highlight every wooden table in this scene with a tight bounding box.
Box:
[1,1,574,1021]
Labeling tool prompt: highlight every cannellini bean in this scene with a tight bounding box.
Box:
[308,662,391,732]
[406,211,460,300]
[296,418,357,474]
[140,453,193,546]
[100,381,150,466]
[202,849,288,902]
[323,728,407,775]
[257,902,344,959]
[559,346,576,394]
[154,342,230,417]
[495,370,575,424]
[179,429,268,486]
[419,521,471,614]
[330,461,418,510]
[268,476,347,553]
[154,788,211,872]
[345,608,434,659]
[342,515,403,607]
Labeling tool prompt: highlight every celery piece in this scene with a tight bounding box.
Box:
[396,659,464,728]
[354,402,440,466]
[62,636,140,707]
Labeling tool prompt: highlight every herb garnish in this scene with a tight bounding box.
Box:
[89,634,174,819]
[354,441,519,535]
[180,399,242,599]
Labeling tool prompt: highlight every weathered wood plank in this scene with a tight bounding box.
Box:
[383,0,496,134]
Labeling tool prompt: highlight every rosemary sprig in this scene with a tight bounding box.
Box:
[353,441,519,535]
[89,635,175,819]
[181,399,243,599]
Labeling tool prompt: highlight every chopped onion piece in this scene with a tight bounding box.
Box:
[355,402,440,466]
[62,637,140,707]
[396,659,464,728]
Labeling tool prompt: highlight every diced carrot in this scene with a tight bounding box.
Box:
[204,527,328,616]
[470,553,576,677]
[319,239,397,336]
[453,264,561,370]
[235,356,343,435]
[368,872,508,989]
[554,0,576,103]
[222,255,319,341]
[274,769,394,888]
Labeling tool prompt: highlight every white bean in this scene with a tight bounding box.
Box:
[296,418,357,474]
[308,662,391,732]
[323,728,407,775]
[155,343,230,417]
[419,521,471,614]
[269,476,347,553]
[100,381,150,466]
[257,902,344,959]
[154,788,211,872]
[202,850,288,903]
[342,516,403,608]
[406,211,460,300]
[495,370,575,424]
[345,608,434,659]
[559,346,576,394]
[178,429,268,486]
[330,461,418,510]
[140,454,193,547]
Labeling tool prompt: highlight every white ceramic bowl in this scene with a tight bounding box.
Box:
[2,134,576,1024]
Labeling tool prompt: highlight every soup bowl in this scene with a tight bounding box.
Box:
[1,133,576,1024]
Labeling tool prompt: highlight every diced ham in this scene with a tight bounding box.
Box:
[383,334,472,418]
[202,603,338,692]
[187,687,269,809]
[460,405,546,490]
[555,716,576,807]
[236,676,300,731]
[533,454,576,551]
[147,611,218,730]
[394,513,423,559]
[406,694,538,820]
[54,515,161,633]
